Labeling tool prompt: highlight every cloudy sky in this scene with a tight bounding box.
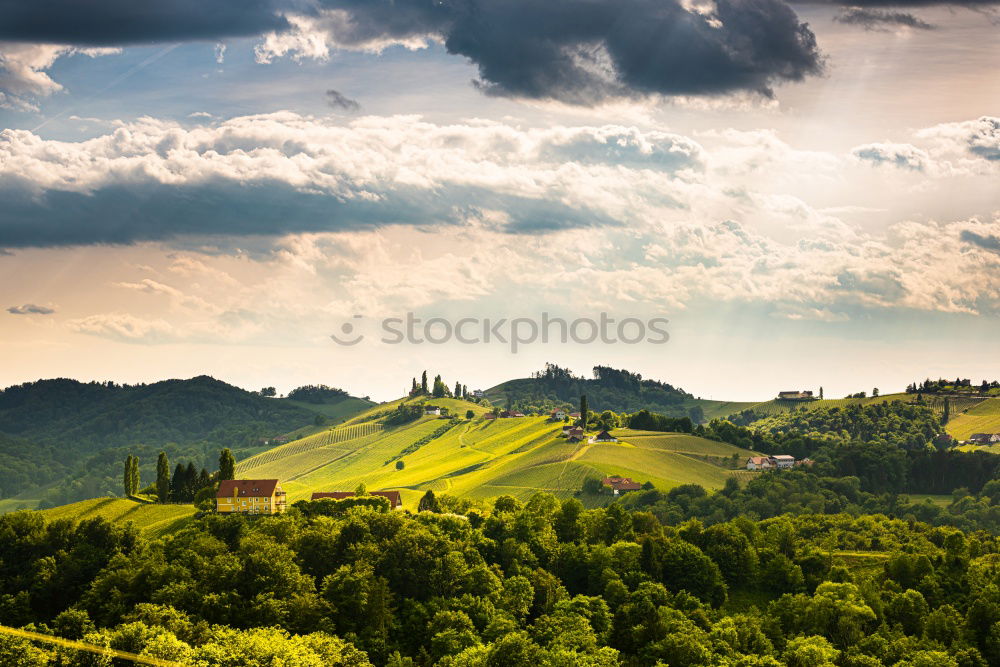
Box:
[1,0,998,402]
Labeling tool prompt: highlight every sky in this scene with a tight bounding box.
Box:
[1,0,998,402]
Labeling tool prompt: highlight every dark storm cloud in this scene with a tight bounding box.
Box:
[961,231,1000,252]
[834,7,935,30]
[316,0,824,101]
[7,304,55,315]
[0,0,290,46]
[326,89,360,112]
[0,0,827,103]
[0,181,617,248]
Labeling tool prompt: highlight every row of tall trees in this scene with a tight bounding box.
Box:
[126,447,236,504]
[409,370,472,400]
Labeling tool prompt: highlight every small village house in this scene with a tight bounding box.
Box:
[777,391,814,401]
[746,456,774,471]
[550,409,567,421]
[590,430,618,443]
[602,476,641,495]
[216,479,287,515]
[424,405,441,416]
[772,455,796,469]
[566,427,584,438]
[312,490,403,509]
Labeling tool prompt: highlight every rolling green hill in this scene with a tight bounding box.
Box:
[0,376,373,509]
[486,364,698,417]
[232,395,755,509]
[37,497,196,537]
[947,397,1000,442]
[722,392,988,423]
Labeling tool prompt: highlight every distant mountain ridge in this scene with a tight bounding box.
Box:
[0,375,312,448]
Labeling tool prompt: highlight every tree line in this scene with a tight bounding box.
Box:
[4,491,1000,665]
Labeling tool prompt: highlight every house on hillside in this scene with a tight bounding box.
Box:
[969,433,993,444]
[216,479,287,515]
[993,435,1000,444]
[551,410,567,421]
[602,476,641,495]
[484,412,497,420]
[424,405,441,416]
[472,389,485,398]
[567,427,584,438]
[311,490,403,509]
[511,411,525,418]
[590,430,618,443]
[746,456,774,471]
[777,391,814,401]
[794,458,815,468]
[772,454,796,469]
[569,412,581,419]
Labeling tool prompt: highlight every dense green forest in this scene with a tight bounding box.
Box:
[3,493,1000,666]
[487,364,695,416]
[0,377,320,505]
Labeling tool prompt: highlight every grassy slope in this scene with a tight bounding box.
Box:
[37,498,195,537]
[233,394,755,508]
[946,398,1000,441]
[281,396,377,424]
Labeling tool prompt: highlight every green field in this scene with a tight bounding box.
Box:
[946,398,1000,441]
[37,498,196,536]
[282,396,377,424]
[227,394,756,509]
[688,399,760,420]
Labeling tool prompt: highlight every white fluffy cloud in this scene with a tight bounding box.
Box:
[0,44,119,111]
[2,111,999,343]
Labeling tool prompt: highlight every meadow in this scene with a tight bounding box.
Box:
[233,397,757,509]
[946,398,1000,441]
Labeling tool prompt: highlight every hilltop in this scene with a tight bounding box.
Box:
[0,376,373,508]
[485,363,754,420]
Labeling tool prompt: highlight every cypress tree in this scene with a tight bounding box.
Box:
[156,452,170,503]
[421,371,428,394]
[411,378,418,395]
[455,381,462,397]
[185,462,198,501]
[219,448,235,481]
[943,397,950,425]
[130,456,140,496]
[123,455,133,497]
[580,395,589,431]
[197,468,211,491]
[462,384,468,399]
[172,463,185,501]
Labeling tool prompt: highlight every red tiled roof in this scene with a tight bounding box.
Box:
[217,479,281,498]
[601,476,641,491]
[311,491,402,507]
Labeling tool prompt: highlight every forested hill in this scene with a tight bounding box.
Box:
[486,363,695,415]
[0,376,314,449]
[0,376,330,506]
